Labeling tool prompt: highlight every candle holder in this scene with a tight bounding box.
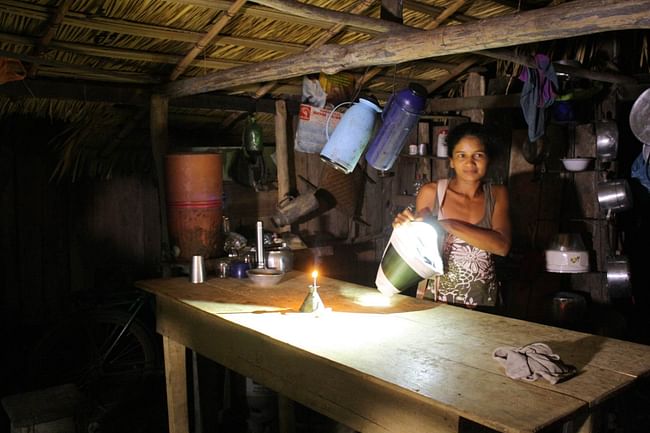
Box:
[299,284,325,313]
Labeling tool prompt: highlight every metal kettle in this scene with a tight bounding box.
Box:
[265,243,293,272]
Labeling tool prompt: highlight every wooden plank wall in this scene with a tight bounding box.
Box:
[1,116,70,326]
[0,117,162,330]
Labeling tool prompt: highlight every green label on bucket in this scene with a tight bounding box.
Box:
[381,244,421,292]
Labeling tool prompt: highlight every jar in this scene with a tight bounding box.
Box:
[436,128,448,158]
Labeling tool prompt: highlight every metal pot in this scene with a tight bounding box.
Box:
[595,121,619,161]
[629,88,650,145]
[597,179,632,213]
[551,291,586,327]
[265,244,294,272]
[606,255,631,298]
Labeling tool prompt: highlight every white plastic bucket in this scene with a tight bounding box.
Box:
[375,221,444,296]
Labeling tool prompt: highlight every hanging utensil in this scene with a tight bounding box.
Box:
[242,114,264,158]
[629,88,650,145]
[595,121,619,161]
[522,136,547,165]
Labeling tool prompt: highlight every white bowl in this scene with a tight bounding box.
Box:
[561,158,592,172]
[247,268,285,287]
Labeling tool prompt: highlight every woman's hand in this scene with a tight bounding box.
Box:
[392,207,415,228]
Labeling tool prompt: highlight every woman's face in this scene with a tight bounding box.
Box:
[449,135,488,182]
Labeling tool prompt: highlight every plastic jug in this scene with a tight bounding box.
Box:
[365,83,427,172]
[320,97,381,174]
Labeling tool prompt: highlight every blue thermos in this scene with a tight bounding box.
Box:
[365,83,427,172]
[320,97,381,174]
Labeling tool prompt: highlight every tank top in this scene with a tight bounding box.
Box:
[427,179,498,308]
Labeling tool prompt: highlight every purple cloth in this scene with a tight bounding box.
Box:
[519,54,558,142]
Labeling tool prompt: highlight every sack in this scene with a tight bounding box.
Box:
[294,104,341,154]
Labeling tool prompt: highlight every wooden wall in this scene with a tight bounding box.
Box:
[0,116,162,330]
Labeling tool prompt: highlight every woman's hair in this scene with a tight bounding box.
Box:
[446,122,499,158]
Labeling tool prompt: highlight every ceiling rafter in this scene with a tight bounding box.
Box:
[28,0,73,77]
[162,0,647,98]
[169,0,247,81]
[0,0,308,54]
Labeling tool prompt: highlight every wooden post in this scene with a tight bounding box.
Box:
[275,99,290,231]
[150,94,171,266]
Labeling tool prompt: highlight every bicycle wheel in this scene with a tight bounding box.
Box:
[27,309,160,404]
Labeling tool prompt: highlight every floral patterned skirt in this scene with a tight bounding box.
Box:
[432,234,498,308]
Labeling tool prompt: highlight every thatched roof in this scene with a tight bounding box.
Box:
[0,0,649,178]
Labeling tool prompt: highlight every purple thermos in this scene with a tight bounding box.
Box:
[365,83,427,172]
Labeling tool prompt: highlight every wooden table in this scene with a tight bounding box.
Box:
[136,271,650,433]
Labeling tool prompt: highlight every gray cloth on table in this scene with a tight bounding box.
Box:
[492,342,576,384]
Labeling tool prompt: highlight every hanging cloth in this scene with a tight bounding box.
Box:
[519,54,558,142]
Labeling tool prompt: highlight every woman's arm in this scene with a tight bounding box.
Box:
[437,185,512,256]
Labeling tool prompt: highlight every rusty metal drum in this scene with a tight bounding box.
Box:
[165,152,223,261]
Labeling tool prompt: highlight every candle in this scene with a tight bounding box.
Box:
[312,270,318,288]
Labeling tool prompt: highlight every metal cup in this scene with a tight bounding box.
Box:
[217,260,230,278]
[190,255,206,284]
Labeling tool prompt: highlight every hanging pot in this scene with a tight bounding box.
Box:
[606,255,631,298]
[597,179,633,213]
[595,121,619,161]
[629,88,650,145]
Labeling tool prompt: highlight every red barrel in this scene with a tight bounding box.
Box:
[165,153,223,261]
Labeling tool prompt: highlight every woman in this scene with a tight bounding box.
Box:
[393,122,511,310]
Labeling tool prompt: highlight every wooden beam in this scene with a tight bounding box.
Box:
[169,0,247,81]
[0,48,159,83]
[247,0,375,106]
[1,0,307,53]
[357,0,464,94]
[403,0,475,23]
[171,0,380,34]
[165,0,650,98]
[422,0,466,30]
[28,0,72,77]
[275,100,290,232]
[426,58,478,93]
[0,31,246,71]
[0,78,300,114]
[476,49,637,84]
[427,93,522,112]
[247,0,411,34]
[151,94,171,262]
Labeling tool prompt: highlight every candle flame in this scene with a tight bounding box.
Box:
[312,270,318,279]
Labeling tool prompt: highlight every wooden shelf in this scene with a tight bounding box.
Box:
[399,154,442,160]
[392,194,416,207]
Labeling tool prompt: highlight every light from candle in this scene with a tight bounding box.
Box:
[312,270,318,287]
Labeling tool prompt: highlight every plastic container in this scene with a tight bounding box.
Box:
[375,221,444,296]
[320,98,381,174]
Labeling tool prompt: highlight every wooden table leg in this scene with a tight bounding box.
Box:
[563,412,595,433]
[163,335,189,433]
[278,395,296,433]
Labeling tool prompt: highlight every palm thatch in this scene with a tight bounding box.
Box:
[0,0,649,179]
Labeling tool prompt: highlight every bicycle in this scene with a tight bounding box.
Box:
[26,290,162,421]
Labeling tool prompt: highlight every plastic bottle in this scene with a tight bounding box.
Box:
[436,128,449,158]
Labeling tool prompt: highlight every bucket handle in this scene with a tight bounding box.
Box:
[325,101,353,140]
